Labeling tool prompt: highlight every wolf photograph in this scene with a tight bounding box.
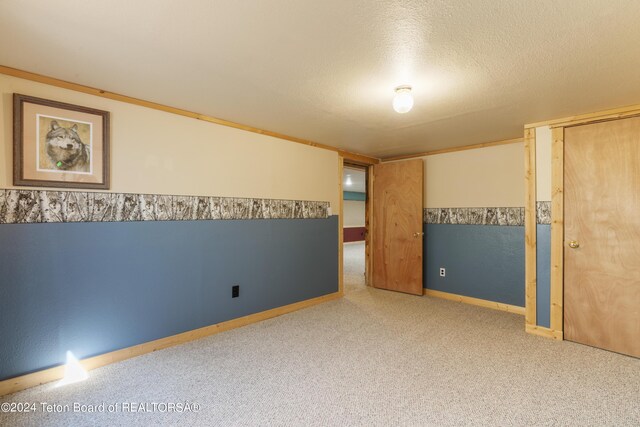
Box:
[38,115,91,173]
[14,93,109,189]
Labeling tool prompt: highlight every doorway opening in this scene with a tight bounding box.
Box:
[342,163,369,293]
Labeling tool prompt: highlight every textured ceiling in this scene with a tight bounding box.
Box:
[2,1,640,158]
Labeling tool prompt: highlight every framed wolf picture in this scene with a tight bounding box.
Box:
[13,94,110,189]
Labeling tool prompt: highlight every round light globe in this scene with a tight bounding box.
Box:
[393,87,413,114]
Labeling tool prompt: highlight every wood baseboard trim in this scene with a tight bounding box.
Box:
[423,289,525,315]
[0,291,341,397]
[525,324,564,340]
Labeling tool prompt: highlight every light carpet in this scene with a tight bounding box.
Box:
[343,242,366,292]
[1,244,638,426]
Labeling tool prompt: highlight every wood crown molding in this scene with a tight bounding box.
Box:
[524,104,640,129]
[0,65,379,165]
[0,291,341,397]
[381,137,523,162]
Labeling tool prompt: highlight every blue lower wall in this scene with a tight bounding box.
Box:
[536,224,551,328]
[0,217,338,380]
[424,223,525,307]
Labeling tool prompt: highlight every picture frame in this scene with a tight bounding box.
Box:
[13,93,110,189]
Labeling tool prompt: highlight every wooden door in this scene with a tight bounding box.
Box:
[371,159,423,295]
[564,117,640,357]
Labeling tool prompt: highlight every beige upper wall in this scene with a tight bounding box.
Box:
[420,142,525,208]
[0,74,339,210]
[535,125,552,202]
[343,200,365,227]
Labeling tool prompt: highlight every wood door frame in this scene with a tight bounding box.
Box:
[341,160,373,288]
[338,156,344,295]
[524,128,537,328]
[524,105,640,340]
[549,126,564,337]
[366,163,373,286]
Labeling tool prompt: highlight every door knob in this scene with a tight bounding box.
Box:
[413,232,424,238]
[568,240,580,249]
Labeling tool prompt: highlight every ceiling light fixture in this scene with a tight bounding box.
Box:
[345,175,353,186]
[393,85,414,114]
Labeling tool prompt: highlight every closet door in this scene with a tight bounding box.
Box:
[564,117,640,357]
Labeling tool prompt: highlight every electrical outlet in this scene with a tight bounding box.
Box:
[232,285,240,298]
[439,268,446,277]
